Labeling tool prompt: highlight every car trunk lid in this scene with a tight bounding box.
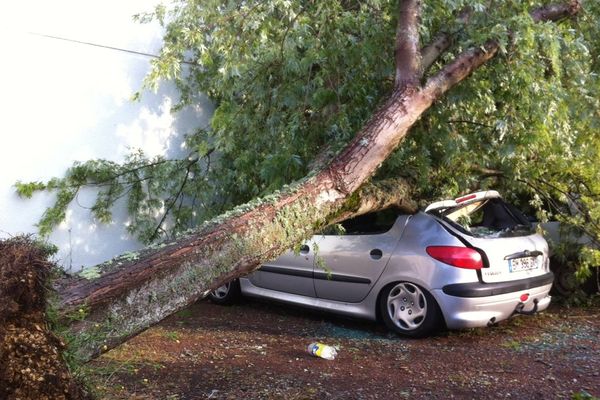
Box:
[426,191,549,283]
[462,232,548,283]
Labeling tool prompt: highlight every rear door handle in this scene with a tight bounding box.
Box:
[300,245,310,255]
[370,249,383,260]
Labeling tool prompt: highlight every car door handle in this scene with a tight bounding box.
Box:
[370,249,383,260]
[300,245,310,255]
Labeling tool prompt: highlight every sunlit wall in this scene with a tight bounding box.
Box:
[0,1,213,271]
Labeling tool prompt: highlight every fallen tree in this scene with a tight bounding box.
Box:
[38,0,582,367]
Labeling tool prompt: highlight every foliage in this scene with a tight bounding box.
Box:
[396,0,600,281]
[17,150,217,243]
[381,0,600,281]
[15,0,600,283]
[572,390,600,400]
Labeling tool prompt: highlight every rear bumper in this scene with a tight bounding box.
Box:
[433,273,554,329]
[442,272,554,297]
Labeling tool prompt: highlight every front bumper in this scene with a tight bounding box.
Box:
[432,272,554,329]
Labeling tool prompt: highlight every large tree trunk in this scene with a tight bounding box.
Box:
[46,1,581,364]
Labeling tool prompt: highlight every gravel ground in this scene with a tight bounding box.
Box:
[84,297,600,400]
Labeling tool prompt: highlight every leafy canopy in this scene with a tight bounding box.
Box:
[16,0,600,279]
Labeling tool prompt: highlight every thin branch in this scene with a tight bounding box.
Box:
[448,119,494,129]
[576,178,600,199]
[149,159,196,242]
[64,153,204,191]
[518,178,564,215]
[520,178,600,247]
[74,158,176,188]
[175,188,186,227]
[535,177,600,234]
[189,192,199,229]
[279,8,303,61]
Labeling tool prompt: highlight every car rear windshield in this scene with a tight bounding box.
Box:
[427,198,534,238]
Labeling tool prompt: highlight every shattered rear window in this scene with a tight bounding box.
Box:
[429,198,534,238]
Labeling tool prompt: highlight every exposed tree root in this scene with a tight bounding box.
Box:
[0,237,88,400]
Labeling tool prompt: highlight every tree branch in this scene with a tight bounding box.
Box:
[420,0,581,74]
[448,119,494,129]
[395,0,422,88]
[472,165,504,178]
[530,0,582,22]
[423,0,581,101]
[423,40,499,101]
[420,7,471,72]
[327,177,418,226]
[149,158,196,242]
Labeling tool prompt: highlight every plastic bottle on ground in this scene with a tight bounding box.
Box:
[307,342,338,360]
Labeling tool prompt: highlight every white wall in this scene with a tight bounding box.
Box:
[0,1,213,271]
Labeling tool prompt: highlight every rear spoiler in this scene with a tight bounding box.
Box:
[425,190,502,213]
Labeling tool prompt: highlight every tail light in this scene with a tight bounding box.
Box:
[426,246,483,269]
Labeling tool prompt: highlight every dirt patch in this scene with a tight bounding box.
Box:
[86,297,600,399]
[0,237,87,400]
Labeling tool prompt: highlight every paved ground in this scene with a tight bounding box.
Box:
[84,297,600,399]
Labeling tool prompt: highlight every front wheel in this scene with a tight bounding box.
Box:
[379,282,442,338]
[208,279,241,305]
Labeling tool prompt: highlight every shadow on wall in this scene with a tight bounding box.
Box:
[53,84,213,272]
[6,85,212,272]
[0,34,214,271]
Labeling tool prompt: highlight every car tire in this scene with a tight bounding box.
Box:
[379,281,442,338]
[208,279,241,305]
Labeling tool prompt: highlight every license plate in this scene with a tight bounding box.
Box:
[509,257,538,272]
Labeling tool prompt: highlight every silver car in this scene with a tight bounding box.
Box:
[210,191,553,337]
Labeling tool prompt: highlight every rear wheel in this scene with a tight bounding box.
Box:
[379,282,441,338]
[208,280,241,305]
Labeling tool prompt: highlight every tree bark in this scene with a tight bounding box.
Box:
[45,0,581,364]
[326,178,418,226]
[395,0,422,87]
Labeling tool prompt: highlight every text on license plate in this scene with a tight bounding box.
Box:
[509,257,539,272]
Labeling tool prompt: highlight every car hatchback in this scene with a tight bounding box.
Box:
[210,191,553,337]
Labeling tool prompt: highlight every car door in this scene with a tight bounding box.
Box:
[313,215,408,303]
[247,239,317,297]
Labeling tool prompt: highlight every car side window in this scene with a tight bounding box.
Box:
[320,207,401,236]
